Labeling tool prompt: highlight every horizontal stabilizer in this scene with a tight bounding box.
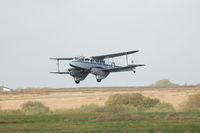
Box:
[50,72,69,74]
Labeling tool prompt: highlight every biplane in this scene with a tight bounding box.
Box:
[50,50,145,84]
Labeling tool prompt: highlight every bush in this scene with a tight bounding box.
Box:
[63,104,104,114]
[0,110,23,116]
[151,79,179,88]
[105,93,160,112]
[179,93,200,112]
[104,104,138,113]
[21,101,50,115]
[146,103,175,112]
[78,104,101,113]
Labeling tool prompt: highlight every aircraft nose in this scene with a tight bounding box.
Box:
[69,61,76,67]
[69,62,73,66]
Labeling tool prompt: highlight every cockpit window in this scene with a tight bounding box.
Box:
[85,58,90,62]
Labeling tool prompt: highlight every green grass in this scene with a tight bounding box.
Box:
[0,112,200,133]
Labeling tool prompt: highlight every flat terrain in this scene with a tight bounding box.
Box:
[1,87,200,133]
[1,112,200,133]
[1,87,200,110]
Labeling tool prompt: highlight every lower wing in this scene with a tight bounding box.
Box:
[50,72,69,74]
[102,64,145,72]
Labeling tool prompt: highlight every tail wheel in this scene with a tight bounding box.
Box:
[97,79,101,82]
[75,80,80,84]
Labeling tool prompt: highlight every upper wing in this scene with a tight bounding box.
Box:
[102,64,145,72]
[91,50,139,60]
[49,58,74,60]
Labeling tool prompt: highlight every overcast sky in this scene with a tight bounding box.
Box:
[0,0,200,89]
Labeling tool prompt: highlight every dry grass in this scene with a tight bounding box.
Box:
[178,93,200,112]
[0,87,200,111]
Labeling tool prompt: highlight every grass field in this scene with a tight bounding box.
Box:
[1,87,200,133]
[0,112,200,133]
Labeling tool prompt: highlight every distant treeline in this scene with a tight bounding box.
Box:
[13,79,200,92]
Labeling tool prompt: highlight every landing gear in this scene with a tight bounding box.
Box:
[133,69,136,73]
[75,80,80,84]
[97,79,101,82]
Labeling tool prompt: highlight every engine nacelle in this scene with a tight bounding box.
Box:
[90,68,109,80]
[68,68,82,76]
[68,68,88,82]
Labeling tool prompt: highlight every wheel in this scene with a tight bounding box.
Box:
[97,79,101,82]
[75,80,80,84]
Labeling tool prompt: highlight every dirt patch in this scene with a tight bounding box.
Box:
[165,113,185,119]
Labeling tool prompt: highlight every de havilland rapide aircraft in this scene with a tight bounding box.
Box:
[50,50,145,84]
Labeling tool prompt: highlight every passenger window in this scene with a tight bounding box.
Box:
[91,59,95,63]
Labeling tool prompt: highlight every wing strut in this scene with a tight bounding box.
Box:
[126,53,128,65]
[57,59,60,72]
[49,58,70,74]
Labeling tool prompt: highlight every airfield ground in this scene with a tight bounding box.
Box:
[1,87,200,110]
[1,112,200,133]
[1,87,200,133]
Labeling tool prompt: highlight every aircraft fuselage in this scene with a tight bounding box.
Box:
[69,59,116,83]
[50,50,144,84]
